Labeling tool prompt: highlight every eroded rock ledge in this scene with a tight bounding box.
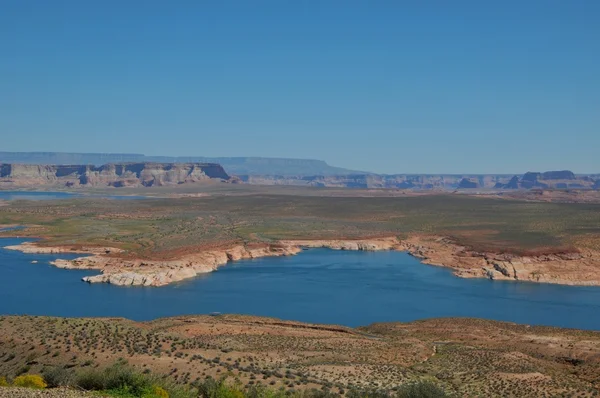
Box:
[5,236,600,287]
[401,236,600,286]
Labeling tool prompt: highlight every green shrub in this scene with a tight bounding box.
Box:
[148,386,170,398]
[13,374,47,389]
[16,365,31,376]
[396,381,447,398]
[76,362,192,398]
[102,363,150,394]
[0,376,8,387]
[42,366,75,388]
[347,388,388,398]
[196,377,245,398]
[76,368,106,391]
[346,381,447,398]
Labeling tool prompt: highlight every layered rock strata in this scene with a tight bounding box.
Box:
[5,236,600,287]
[0,163,231,187]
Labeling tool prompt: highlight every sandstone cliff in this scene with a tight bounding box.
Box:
[5,243,303,286]
[6,235,600,287]
[495,170,591,190]
[242,171,599,190]
[0,152,363,176]
[0,163,231,187]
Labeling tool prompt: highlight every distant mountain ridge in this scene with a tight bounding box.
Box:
[0,153,597,190]
[243,171,599,190]
[0,152,362,176]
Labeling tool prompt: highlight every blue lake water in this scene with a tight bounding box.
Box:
[0,191,146,201]
[1,237,599,330]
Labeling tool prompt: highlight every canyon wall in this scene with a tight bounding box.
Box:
[240,171,599,190]
[0,163,231,187]
[0,152,362,176]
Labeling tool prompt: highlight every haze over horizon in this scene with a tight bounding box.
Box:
[1,150,598,176]
[2,1,599,174]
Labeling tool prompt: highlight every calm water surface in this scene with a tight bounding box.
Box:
[1,237,599,330]
[0,191,146,201]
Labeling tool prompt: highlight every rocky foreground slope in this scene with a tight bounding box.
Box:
[1,315,600,397]
[0,163,232,187]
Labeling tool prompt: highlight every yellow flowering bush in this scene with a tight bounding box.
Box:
[151,385,169,398]
[13,374,47,389]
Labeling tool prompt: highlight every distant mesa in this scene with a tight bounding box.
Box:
[0,162,232,188]
[458,178,478,189]
[495,175,519,189]
[494,170,587,190]
[0,152,598,191]
[542,170,576,180]
[246,170,598,191]
[0,152,363,176]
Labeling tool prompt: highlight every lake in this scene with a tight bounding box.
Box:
[0,191,146,201]
[1,237,599,330]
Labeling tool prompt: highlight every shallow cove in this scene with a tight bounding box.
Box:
[1,237,599,330]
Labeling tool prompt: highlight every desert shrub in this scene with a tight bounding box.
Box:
[149,385,170,398]
[13,374,47,389]
[347,389,388,398]
[16,365,31,376]
[396,381,447,398]
[76,362,191,398]
[102,362,150,393]
[196,377,244,398]
[244,384,287,398]
[76,368,106,391]
[76,362,150,394]
[3,353,15,362]
[42,366,75,388]
[347,382,448,398]
[0,376,8,387]
[304,390,340,398]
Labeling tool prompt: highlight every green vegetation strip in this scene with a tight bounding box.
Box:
[0,360,448,398]
[2,193,600,254]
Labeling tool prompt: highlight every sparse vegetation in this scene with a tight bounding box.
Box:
[1,189,600,257]
[0,362,451,398]
[0,315,599,397]
[42,366,74,387]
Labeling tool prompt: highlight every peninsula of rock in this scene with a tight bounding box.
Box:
[5,235,600,287]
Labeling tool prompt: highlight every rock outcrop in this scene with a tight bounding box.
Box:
[241,171,599,190]
[401,236,600,286]
[0,163,231,187]
[6,236,600,287]
[279,237,402,251]
[493,171,595,190]
[458,178,478,189]
[6,243,302,286]
[0,152,363,176]
[4,238,400,287]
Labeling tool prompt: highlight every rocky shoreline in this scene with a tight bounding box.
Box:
[4,236,600,287]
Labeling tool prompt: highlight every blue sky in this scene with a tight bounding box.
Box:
[1,1,598,174]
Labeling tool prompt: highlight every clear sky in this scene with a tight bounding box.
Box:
[1,1,598,174]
